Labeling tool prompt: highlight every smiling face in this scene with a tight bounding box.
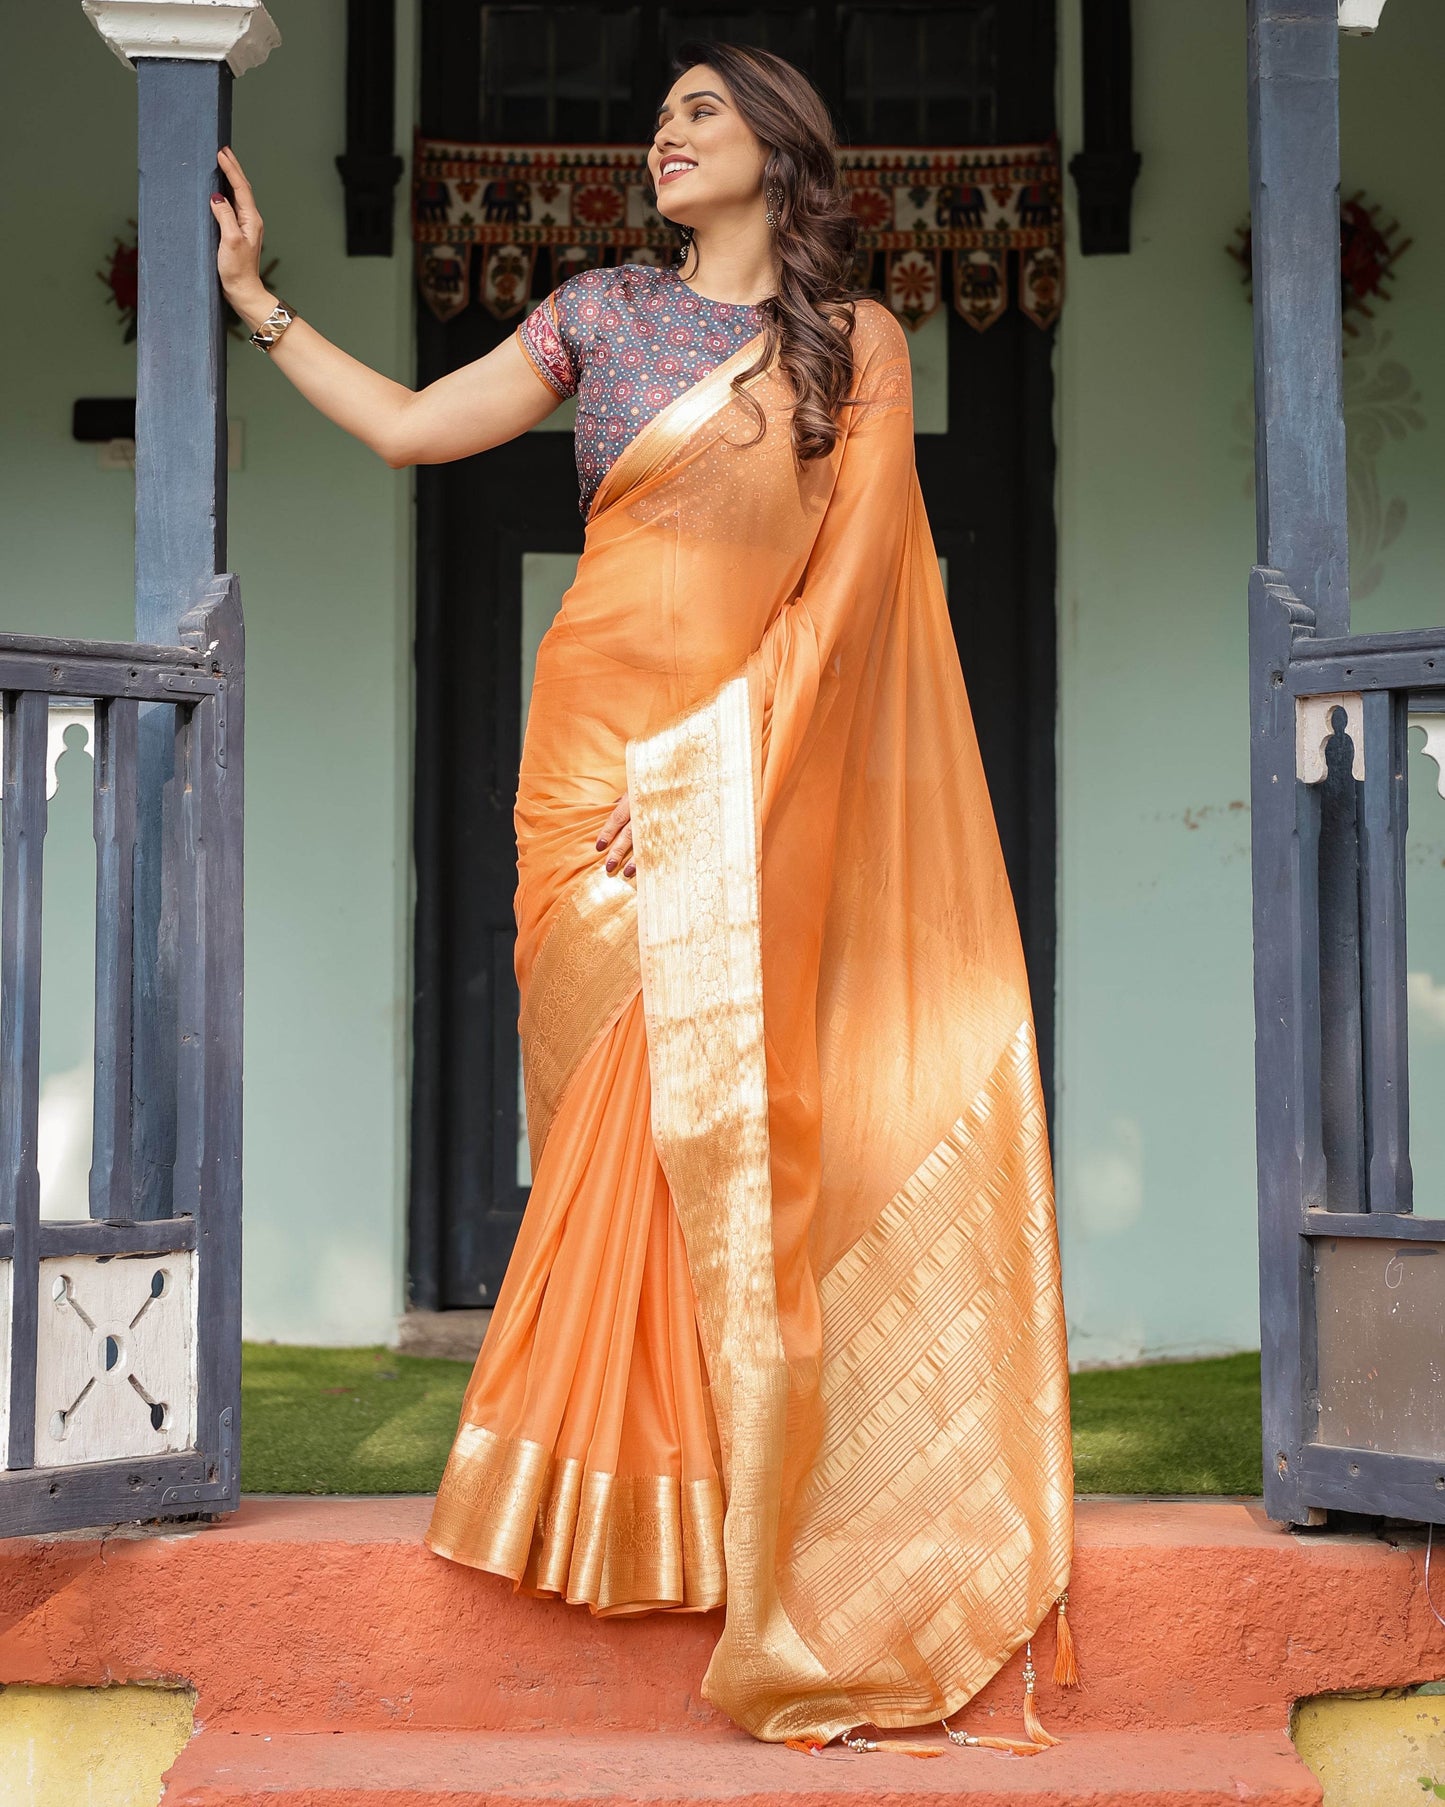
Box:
[647,65,770,226]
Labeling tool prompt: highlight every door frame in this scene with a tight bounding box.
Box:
[406,0,1059,1313]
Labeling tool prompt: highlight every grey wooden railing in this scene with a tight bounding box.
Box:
[1244,0,1445,1527]
[1251,575,1445,1525]
[0,575,243,1535]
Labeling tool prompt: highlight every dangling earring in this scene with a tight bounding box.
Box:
[672,222,695,268]
[764,181,785,230]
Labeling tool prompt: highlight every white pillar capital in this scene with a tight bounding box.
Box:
[1339,0,1388,33]
[82,1,280,75]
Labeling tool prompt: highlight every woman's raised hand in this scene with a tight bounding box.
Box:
[210,145,273,329]
[597,794,635,880]
[201,144,558,467]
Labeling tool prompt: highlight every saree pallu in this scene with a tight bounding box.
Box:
[425,301,1073,1742]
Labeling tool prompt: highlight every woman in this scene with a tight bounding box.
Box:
[214,41,1073,1748]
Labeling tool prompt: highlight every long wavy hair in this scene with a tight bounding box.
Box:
[660,41,867,463]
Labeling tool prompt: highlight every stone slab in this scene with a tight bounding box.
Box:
[160,1727,1323,1807]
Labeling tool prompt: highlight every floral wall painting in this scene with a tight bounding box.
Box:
[1228,189,1411,335]
[1229,193,1425,602]
[97,221,282,345]
[1342,319,1426,599]
[97,222,139,342]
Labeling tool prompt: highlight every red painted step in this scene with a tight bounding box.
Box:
[160,1727,1322,1807]
[4,1497,1443,1739]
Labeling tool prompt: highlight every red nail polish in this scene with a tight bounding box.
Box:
[211,192,223,202]
[595,837,607,850]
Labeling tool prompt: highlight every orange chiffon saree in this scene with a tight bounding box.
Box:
[425,300,1073,1743]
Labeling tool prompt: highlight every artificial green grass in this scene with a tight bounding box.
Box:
[1069,1350,1263,1496]
[241,1343,472,1494]
[240,1342,1265,1497]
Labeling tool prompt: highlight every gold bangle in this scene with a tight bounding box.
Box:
[249,296,297,354]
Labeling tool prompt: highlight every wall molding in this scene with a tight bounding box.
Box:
[1339,0,1388,32]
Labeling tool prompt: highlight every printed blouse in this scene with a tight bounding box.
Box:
[515,263,763,518]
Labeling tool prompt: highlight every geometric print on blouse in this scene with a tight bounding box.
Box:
[516,263,763,518]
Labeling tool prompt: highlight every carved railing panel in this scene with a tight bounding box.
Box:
[1251,569,1445,1524]
[0,576,242,1534]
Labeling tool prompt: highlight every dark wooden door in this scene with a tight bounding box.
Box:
[410,0,1058,1312]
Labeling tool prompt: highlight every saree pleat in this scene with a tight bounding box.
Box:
[426,995,725,1614]
[426,301,1072,1739]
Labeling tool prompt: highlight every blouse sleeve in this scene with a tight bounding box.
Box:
[515,287,581,400]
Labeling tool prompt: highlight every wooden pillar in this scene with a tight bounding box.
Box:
[1247,1,1385,1527]
[336,0,404,256]
[1068,0,1142,255]
[1246,0,1349,636]
[84,1,278,1216]
[135,55,233,632]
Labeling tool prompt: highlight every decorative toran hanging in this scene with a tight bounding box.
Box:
[412,134,1063,334]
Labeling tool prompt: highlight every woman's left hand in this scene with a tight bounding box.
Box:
[597,793,635,879]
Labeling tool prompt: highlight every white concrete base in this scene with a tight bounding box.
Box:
[83,1,281,75]
[393,1310,490,1364]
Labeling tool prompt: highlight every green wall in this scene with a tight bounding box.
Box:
[7,1,1445,1364]
[1055,0,1445,1363]
[0,2,418,1343]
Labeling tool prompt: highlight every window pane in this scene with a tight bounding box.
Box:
[661,9,817,77]
[840,4,997,145]
[481,6,639,142]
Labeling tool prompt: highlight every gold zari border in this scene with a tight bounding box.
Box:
[426,1421,725,1613]
[776,1020,1072,1724]
[628,674,851,1738]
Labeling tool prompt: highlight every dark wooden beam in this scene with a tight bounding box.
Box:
[135,59,231,632]
[1069,0,1141,254]
[133,57,234,1222]
[0,1221,201,1260]
[1,692,49,1471]
[91,696,139,1219]
[1249,570,1327,1529]
[0,1446,227,1535]
[1247,1,1361,1532]
[175,575,246,1520]
[1247,0,1349,637]
[1297,1443,1445,1524]
[1305,1210,1445,1239]
[1357,689,1412,1214]
[336,0,405,256]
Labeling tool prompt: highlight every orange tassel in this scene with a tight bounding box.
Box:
[785,1737,825,1756]
[1021,1642,1062,1749]
[892,1744,947,1759]
[1053,1590,1080,1689]
[941,1718,1041,1755]
[976,1734,1049,1756]
[938,1639,1064,1760]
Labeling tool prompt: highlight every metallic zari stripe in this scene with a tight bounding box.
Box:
[426,1421,725,1613]
[627,674,848,1737]
[519,868,640,1166]
[781,1020,1072,1723]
